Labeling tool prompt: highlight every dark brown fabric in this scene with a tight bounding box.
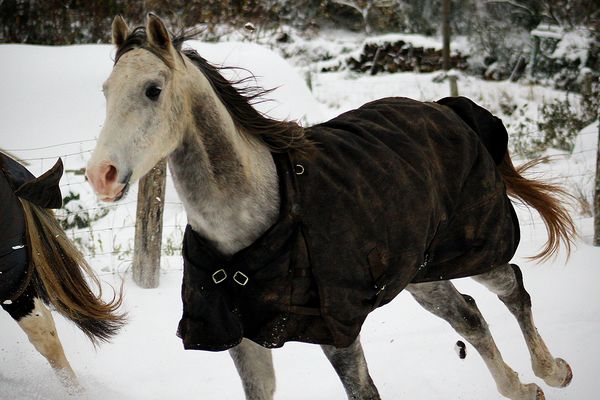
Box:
[0,167,29,302]
[0,153,63,302]
[178,153,331,350]
[178,97,520,351]
[0,155,64,209]
[436,96,508,165]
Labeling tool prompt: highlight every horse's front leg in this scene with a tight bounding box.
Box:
[321,336,381,400]
[229,339,276,400]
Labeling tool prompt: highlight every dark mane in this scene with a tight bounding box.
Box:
[115,27,310,153]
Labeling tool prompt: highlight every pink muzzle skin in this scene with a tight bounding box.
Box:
[85,161,126,202]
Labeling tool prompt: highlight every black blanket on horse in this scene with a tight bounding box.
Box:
[177,97,520,351]
[0,153,63,302]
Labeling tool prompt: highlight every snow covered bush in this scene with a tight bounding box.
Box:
[537,96,588,152]
[56,190,110,257]
[59,191,109,230]
[510,90,598,158]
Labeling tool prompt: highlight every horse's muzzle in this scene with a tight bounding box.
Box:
[85,161,130,202]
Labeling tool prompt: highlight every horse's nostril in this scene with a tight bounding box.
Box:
[106,164,118,183]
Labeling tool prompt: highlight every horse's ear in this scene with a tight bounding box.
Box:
[146,13,172,50]
[111,15,130,47]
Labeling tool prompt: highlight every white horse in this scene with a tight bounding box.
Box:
[86,14,574,400]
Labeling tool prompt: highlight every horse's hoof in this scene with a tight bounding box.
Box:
[557,358,573,387]
[66,383,85,396]
[536,357,573,388]
[510,383,543,400]
[535,387,545,400]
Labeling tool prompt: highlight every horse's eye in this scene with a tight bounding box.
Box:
[145,85,162,101]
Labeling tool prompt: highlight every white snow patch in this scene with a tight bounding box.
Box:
[551,29,592,64]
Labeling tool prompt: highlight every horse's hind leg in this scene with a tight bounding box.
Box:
[2,286,79,389]
[321,336,381,400]
[473,264,572,388]
[406,281,543,400]
[229,339,276,400]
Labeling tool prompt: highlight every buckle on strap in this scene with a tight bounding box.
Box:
[212,269,227,284]
[233,271,249,286]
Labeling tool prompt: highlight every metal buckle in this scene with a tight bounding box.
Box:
[212,269,227,284]
[233,271,249,286]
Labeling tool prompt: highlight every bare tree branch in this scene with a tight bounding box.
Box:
[485,0,536,16]
[331,0,361,11]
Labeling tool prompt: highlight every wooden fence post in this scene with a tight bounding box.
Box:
[594,115,600,247]
[132,159,167,288]
[448,73,459,96]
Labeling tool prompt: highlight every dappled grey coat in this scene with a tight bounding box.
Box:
[177,96,520,351]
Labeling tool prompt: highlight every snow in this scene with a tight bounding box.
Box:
[1,38,599,400]
[183,41,324,125]
[363,33,446,50]
[573,122,598,157]
[531,23,563,40]
[551,29,592,64]
[530,24,592,65]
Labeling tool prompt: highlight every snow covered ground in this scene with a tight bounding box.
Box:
[0,37,599,400]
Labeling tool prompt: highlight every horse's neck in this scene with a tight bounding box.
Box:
[168,85,280,256]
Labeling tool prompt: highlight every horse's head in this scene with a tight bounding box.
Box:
[87,14,307,205]
[86,14,191,202]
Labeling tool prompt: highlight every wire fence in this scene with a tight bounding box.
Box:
[5,122,598,271]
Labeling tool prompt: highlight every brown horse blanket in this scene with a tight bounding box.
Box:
[0,153,63,302]
[177,96,520,351]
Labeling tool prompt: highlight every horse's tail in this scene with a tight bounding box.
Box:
[19,198,126,345]
[498,152,576,262]
[438,96,576,262]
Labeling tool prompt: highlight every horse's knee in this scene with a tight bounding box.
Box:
[476,264,532,309]
[455,294,488,338]
[500,264,532,308]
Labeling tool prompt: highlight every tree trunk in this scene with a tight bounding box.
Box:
[527,36,540,78]
[509,54,526,82]
[362,3,373,34]
[442,0,451,71]
[132,159,167,288]
[594,117,600,246]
